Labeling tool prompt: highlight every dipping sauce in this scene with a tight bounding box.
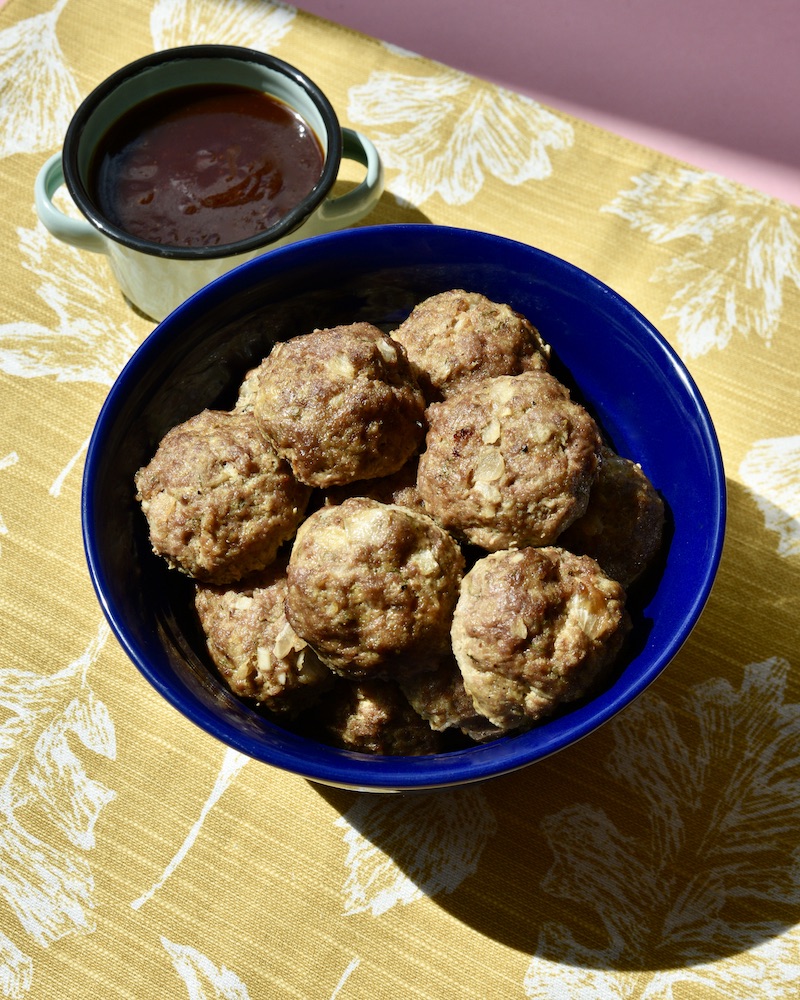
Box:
[90,83,325,248]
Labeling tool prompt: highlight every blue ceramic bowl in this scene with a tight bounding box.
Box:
[82,224,726,791]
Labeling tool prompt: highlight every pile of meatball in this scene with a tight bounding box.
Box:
[135,290,665,755]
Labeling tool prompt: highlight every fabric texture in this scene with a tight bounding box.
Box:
[1,1,798,997]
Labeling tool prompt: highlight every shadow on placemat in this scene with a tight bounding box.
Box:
[344,181,432,228]
[314,480,800,975]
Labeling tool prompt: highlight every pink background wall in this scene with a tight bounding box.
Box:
[297,0,800,205]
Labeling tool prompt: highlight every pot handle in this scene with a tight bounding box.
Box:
[315,128,385,230]
[34,153,108,254]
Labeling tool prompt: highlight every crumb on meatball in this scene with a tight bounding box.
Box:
[250,323,426,487]
[557,446,665,587]
[285,498,465,679]
[417,371,602,551]
[391,289,550,401]
[451,546,630,730]
[134,408,311,584]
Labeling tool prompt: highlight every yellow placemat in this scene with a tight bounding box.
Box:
[1,1,798,997]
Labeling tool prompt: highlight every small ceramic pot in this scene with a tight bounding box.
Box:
[34,44,384,321]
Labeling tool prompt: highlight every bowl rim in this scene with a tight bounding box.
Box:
[82,223,727,790]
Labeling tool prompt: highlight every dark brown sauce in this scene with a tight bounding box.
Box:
[90,83,325,248]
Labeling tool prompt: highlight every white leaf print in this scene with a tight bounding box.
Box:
[131,748,248,910]
[0,622,116,991]
[0,218,142,386]
[740,436,800,558]
[650,934,800,1000]
[0,930,32,1000]
[524,955,634,1000]
[525,932,800,1000]
[602,169,800,358]
[151,0,296,51]
[0,452,19,474]
[0,796,94,944]
[161,937,251,1000]
[335,786,497,916]
[348,68,573,207]
[49,437,89,499]
[0,0,80,159]
[330,957,360,999]
[27,693,116,851]
[524,657,800,999]
[0,453,19,557]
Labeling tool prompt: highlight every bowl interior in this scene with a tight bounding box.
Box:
[82,224,725,790]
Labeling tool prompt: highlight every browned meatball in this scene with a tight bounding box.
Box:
[250,323,426,487]
[391,289,550,401]
[314,678,441,755]
[417,371,602,550]
[399,657,508,742]
[134,409,311,583]
[285,498,465,679]
[451,547,630,729]
[557,446,665,587]
[323,457,427,515]
[194,560,333,714]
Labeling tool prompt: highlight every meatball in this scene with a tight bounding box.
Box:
[323,457,427,515]
[134,409,311,583]
[451,547,630,730]
[250,323,426,487]
[417,371,602,550]
[314,678,441,755]
[285,498,465,679]
[399,657,508,742]
[391,289,550,401]
[194,560,333,714]
[557,446,665,587]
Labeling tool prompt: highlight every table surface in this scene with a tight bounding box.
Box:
[1,1,799,998]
